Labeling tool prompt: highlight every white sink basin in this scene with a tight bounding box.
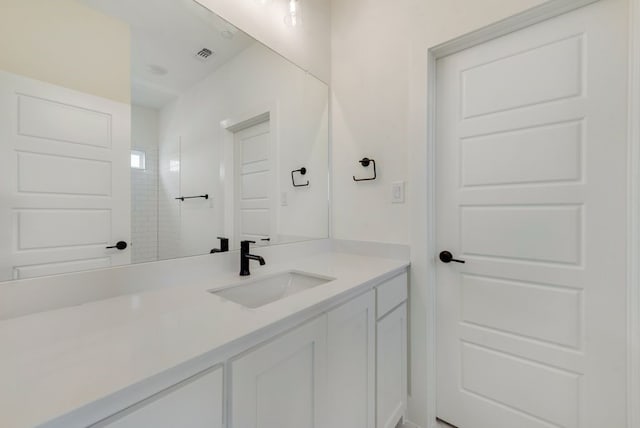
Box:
[209,271,335,308]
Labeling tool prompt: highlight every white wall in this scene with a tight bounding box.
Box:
[131,105,159,263]
[330,0,549,426]
[331,0,411,245]
[158,42,329,256]
[194,0,331,83]
[0,0,130,103]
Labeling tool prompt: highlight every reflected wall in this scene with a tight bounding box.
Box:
[0,0,329,281]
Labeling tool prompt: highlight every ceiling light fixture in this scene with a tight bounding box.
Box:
[220,22,239,39]
[284,0,301,27]
[146,64,168,76]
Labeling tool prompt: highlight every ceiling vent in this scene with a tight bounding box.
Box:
[195,48,215,62]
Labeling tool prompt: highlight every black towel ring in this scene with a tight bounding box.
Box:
[353,158,376,181]
[291,167,309,187]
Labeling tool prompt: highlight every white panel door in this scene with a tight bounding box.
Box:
[101,366,223,428]
[234,120,275,243]
[230,315,327,428]
[327,290,375,428]
[435,1,628,427]
[0,71,131,281]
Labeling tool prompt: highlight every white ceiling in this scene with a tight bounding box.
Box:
[83,0,256,109]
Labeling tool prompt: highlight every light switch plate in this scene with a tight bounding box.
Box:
[281,192,288,206]
[392,181,405,204]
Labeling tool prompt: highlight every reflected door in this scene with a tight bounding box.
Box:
[436,0,628,427]
[0,71,131,281]
[234,120,274,243]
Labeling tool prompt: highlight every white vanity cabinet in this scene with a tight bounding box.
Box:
[100,366,224,428]
[229,315,328,428]
[327,290,376,428]
[80,269,408,428]
[376,272,408,428]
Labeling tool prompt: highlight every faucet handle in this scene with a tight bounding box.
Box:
[240,240,255,252]
[215,237,229,252]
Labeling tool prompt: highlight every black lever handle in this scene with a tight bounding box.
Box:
[106,241,127,250]
[439,251,465,264]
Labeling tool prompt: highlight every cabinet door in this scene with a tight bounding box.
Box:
[327,291,375,428]
[377,303,407,428]
[230,315,327,428]
[102,366,223,428]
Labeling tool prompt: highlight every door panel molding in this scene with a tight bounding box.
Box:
[425,1,640,427]
[429,0,599,59]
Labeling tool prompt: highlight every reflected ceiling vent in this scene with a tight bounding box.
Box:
[195,48,215,62]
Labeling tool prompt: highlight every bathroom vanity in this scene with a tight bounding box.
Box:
[0,246,408,428]
[0,2,406,427]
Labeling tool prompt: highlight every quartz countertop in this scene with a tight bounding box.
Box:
[0,251,409,428]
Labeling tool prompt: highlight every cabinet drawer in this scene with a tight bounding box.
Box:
[376,272,407,319]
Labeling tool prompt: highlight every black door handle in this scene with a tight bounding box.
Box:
[439,251,465,264]
[106,241,127,250]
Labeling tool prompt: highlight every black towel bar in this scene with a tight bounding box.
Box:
[175,194,209,201]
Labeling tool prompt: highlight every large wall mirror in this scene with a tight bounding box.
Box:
[0,0,329,282]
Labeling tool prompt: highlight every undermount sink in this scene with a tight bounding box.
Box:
[209,271,335,308]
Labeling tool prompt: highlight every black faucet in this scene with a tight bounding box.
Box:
[211,237,229,253]
[240,240,265,276]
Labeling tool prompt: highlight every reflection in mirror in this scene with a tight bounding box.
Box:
[0,0,329,282]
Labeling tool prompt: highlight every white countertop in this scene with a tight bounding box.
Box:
[0,251,408,428]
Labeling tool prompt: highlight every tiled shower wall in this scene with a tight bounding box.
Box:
[158,135,182,261]
[131,105,159,263]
